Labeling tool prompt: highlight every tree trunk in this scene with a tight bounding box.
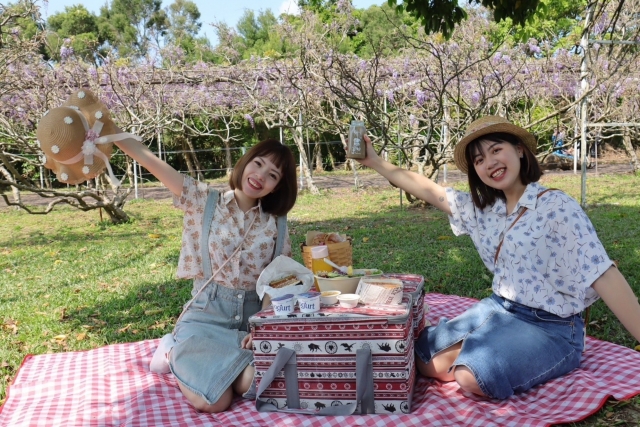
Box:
[314,142,323,172]
[621,123,639,173]
[102,204,130,224]
[292,130,319,194]
[224,139,233,176]
[0,165,21,207]
[44,167,52,189]
[184,137,203,181]
[180,136,196,178]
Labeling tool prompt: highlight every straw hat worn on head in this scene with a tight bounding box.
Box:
[453,115,537,174]
[36,89,140,186]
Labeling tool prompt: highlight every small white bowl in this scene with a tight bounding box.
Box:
[320,290,341,305]
[337,293,360,308]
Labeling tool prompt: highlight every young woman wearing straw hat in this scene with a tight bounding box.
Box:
[357,115,640,399]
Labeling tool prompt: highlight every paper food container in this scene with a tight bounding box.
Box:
[356,277,404,305]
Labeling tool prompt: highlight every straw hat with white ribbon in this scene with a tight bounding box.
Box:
[36,89,140,185]
[453,116,537,174]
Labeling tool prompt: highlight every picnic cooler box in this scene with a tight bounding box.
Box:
[249,294,415,415]
[383,273,428,339]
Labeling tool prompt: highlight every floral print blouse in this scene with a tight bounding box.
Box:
[446,182,613,317]
[173,176,291,291]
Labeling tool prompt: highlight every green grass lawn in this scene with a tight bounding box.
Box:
[1,170,639,425]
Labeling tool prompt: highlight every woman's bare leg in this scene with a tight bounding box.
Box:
[416,341,462,381]
[415,341,487,397]
[232,364,255,395]
[178,381,234,413]
[453,366,486,397]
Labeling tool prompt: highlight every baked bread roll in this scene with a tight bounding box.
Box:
[311,233,328,245]
[325,232,345,243]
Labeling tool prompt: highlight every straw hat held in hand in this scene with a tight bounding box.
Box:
[36,89,140,185]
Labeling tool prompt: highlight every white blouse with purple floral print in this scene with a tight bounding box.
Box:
[446,181,613,317]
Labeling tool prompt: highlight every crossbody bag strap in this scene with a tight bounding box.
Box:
[493,188,558,264]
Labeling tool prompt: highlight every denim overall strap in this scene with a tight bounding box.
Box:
[201,189,219,279]
[274,215,287,258]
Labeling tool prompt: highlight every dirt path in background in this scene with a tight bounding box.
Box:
[2,161,635,208]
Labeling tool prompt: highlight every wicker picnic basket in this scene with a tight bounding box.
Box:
[300,232,352,270]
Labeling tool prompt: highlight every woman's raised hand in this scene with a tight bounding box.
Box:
[357,134,380,168]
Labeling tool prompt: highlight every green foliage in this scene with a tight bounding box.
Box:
[491,0,586,47]
[46,5,104,62]
[97,0,167,57]
[386,0,542,39]
[298,0,340,22]
[4,1,48,59]
[235,9,289,60]
[349,4,420,58]
[165,0,201,42]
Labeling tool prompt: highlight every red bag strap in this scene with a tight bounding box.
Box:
[493,188,558,264]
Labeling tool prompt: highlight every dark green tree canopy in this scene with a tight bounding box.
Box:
[386,0,542,38]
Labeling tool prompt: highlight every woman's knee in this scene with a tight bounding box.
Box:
[232,364,254,395]
[416,342,462,381]
[453,366,486,397]
[178,381,233,413]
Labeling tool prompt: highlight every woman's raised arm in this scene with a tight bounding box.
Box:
[114,130,184,198]
[357,135,451,214]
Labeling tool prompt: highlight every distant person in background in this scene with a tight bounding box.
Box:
[553,127,571,158]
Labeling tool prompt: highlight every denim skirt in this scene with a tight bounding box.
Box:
[169,282,261,405]
[414,293,584,399]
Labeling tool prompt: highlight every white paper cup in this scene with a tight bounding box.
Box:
[297,291,321,313]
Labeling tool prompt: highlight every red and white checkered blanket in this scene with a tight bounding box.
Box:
[2,293,640,427]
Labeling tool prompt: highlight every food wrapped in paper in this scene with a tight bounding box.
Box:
[356,277,404,305]
[256,255,314,301]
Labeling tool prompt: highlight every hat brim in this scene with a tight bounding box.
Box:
[454,122,537,174]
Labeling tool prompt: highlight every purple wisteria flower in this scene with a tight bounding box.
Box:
[386,90,395,103]
[244,114,255,128]
[60,39,74,60]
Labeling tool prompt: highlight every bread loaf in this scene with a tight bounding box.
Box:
[310,233,328,245]
[269,275,302,288]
